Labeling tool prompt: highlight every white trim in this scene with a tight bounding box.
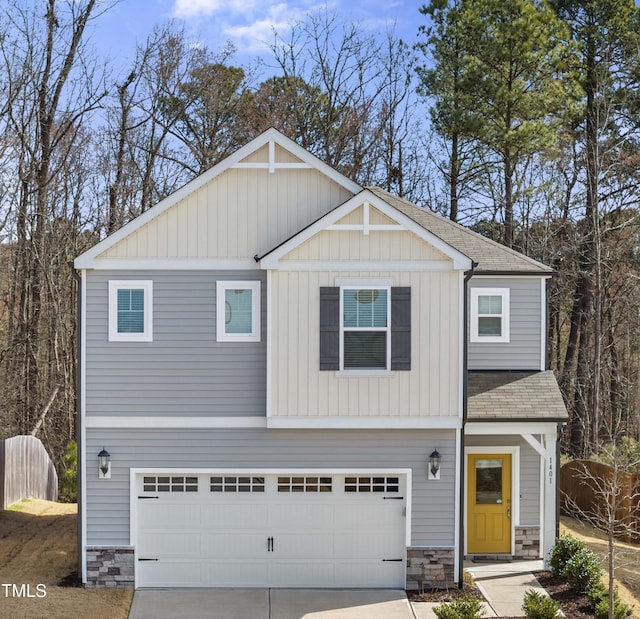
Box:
[80,270,87,584]
[522,433,546,457]
[464,446,521,556]
[335,370,395,378]
[340,285,391,371]
[108,280,153,342]
[266,271,272,419]
[335,277,394,287]
[75,128,361,269]
[266,416,462,429]
[465,421,559,435]
[458,271,464,418]
[470,287,510,343]
[86,258,260,271]
[470,275,554,280]
[216,280,261,342]
[325,225,405,232]
[454,428,461,581]
[259,190,472,271]
[232,162,312,170]
[129,466,413,588]
[85,416,268,429]
[277,260,453,272]
[540,278,546,371]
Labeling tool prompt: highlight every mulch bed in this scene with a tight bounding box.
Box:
[408,571,596,618]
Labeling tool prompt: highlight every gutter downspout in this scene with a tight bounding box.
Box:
[459,262,477,588]
[69,262,83,585]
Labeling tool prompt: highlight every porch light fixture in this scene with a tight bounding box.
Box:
[98,448,111,479]
[428,449,441,480]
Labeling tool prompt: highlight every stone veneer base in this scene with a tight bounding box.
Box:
[406,547,456,590]
[514,526,541,558]
[85,547,135,588]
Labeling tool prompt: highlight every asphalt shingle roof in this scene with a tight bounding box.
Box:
[368,187,553,274]
[467,371,568,421]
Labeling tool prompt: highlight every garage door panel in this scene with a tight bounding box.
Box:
[333,532,404,558]
[201,532,267,557]
[201,503,267,528]
[269,561,334,587]
[334,502,403,528]
[138,502,201,528]
[335,561,405,588]
[273,532,334,558]
[138,531,201,556]
[268,503,334,528]
[138,560,202,587]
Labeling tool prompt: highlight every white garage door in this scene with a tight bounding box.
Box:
[135,473,406,588]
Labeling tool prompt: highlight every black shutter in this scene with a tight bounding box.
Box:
[319,287,340,370]
[391,287,411,370]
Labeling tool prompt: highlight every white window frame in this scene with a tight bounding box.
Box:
[339,285,391,371]
[108,280,153,342]
[216,280,261,342]
[470,287,510,343]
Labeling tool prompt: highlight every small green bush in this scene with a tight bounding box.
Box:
[58,440,77,503]
[549,534,585,577]
[522,589,561,619]
[560,546,603,593]
[433,596,486,619]
[595,597,633,619]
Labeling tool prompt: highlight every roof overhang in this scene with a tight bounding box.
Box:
[259,189,473,271]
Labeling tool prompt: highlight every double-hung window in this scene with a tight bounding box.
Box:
[470,288,509,343]
[216,281,261,342]
[108,280,153,342]
[341,287,390,370]
[320,285,410,372]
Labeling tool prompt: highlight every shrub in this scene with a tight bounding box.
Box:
[595,597,633,619]
[549,534,585,577]
[58,440,77,503]
[522,589,561,619]
[433,596,486,619]
[560,546,603,593]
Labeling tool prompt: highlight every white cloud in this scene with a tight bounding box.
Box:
[172,0,258,18]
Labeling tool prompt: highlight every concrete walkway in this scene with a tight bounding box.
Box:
[411,559,546,619]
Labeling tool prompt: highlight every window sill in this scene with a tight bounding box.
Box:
[335,370,395,378]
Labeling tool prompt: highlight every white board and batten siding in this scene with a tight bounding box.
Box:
[96,145,354,262]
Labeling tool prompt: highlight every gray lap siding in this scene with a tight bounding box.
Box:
[85,428,457,548]
[85,270,266,417]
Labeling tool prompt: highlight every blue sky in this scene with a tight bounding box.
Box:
[92,0,423,69]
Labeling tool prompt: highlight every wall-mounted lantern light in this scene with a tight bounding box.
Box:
[428,449,441,480]
[98,448,111,479]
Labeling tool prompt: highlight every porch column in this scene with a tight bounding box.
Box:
[541,432,558,568]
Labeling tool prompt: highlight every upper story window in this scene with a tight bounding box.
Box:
[342,288,390,370]
[108,280,153,342]
[470,288,510,343]
[216,281,261,342]
[320,285,410,372]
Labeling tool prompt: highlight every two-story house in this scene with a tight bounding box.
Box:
[73,128,567,590]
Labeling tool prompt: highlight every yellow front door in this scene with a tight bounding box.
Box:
[467,454,511,554]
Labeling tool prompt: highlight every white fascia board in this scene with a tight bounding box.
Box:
[75,128,361,269]
[277,260,453,271]
[266,416,462,429]
[465,421,559,435]
[470,274,554,280]
[80,269,87,584]
[260,190,472,271]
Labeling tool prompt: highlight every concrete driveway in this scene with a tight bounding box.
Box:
[128,588,414,619]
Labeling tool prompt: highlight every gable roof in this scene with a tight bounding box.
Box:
[258,189,473,271]
[367,187,553,274]
[75,128,362,269]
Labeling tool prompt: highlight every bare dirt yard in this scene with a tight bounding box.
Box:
[561,515,640,617]
[0,499,132,619]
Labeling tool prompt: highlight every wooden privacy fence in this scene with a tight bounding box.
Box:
[0,435,58,509]
[561,460,640,543]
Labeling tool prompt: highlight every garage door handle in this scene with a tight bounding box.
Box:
[267,537,274,552]
[382,559,403,562]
